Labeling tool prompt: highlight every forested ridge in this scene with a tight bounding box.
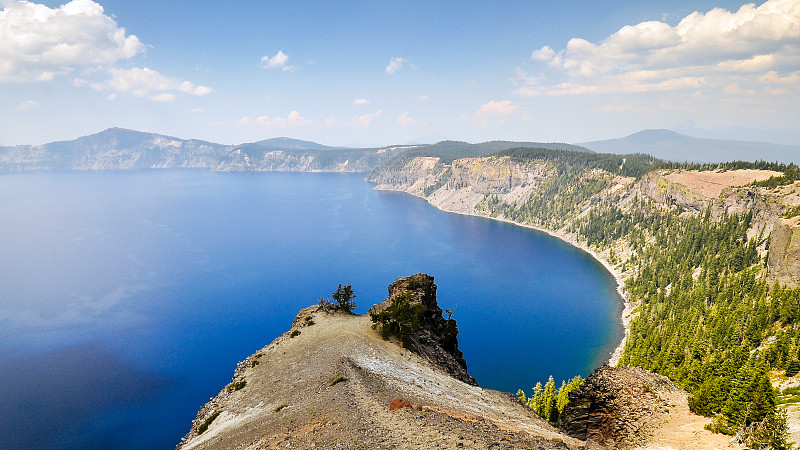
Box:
[374,146,800,448]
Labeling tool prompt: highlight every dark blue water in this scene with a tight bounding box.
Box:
[0,171,622,449]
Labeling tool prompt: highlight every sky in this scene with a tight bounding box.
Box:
[1,0,798,147]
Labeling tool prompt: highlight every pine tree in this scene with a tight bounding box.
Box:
[542,376,557,422]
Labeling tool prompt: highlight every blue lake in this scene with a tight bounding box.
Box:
[0,170,623,449]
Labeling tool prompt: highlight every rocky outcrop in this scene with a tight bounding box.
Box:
[558,365,679,448]
[177,275,579,449]
[768,217,800,285]
[369,273,476,386]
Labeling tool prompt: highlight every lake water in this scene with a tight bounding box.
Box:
[0,170,623,449]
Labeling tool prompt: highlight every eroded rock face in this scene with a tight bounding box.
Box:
[768,217,800,285]
[558,364,678,449]
[369,273,477,386]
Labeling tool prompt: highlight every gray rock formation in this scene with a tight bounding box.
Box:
[559,364,678,449]
[369,273,477,386]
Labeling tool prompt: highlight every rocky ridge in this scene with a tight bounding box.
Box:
[369,156,800,286]
[177,274,582,449]
[178,274,740,449]
[559,365,678,448]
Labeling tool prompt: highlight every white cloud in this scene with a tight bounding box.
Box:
[385,57,408,74]
[397,112,424,127]
[353,98,370,105]
[353,109,383,127]
[520,0,800,97]
[106,93,116,100]
[90,67,213,101]
[0,0,145,82]
[150,93,175,103]
[224,110,311,129]
[468,100,518,127]
[286,110,311,126]
[16,100,39,110]
[179,81,213,96]
[531,46,556,62]
[261,50,296,71]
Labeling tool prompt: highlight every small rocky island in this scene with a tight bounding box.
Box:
[177,274,730,449]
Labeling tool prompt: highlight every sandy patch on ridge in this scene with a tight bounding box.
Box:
[666,169,781,198]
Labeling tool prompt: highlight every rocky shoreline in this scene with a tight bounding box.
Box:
[372,184,634,367]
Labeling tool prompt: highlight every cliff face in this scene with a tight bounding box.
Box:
[368,273,475,385]
[177,274,578,449]
[558,365,677,448]
[369,155,800,286]
[768,216,800,285]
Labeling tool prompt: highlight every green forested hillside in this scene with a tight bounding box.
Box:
[376,148,800,448]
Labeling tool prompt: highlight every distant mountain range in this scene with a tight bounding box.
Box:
[580,129,800,164]
[1,127,797,172]
[0,128,592,173]
[0,128,408,172]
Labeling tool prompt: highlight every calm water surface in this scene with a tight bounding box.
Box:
[0,171,622,449]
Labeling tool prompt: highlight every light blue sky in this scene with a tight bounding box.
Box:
[2,0,798,146]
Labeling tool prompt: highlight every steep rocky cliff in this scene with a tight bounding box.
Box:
[558,365,677,448]
[368,273,476,386]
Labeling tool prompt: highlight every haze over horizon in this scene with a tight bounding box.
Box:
[1,0,798,148]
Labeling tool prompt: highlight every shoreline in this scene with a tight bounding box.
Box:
[374,185,635,367]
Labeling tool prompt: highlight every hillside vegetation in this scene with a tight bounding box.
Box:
[369,145,800,448]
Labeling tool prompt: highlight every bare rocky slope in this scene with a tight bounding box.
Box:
[177,274,580,449]
[177,274,739,450]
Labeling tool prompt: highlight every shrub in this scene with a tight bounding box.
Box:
[197,410,221,435]
[227,379,247,392]
[369,292,426,351]
[329,375,347,386]
[290,329,301,338]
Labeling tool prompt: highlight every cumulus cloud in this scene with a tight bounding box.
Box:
[353,109,383,127]
[16,100,39,110]
[261,50,296,71]
[353,98,370,105]
[89,67,213,101]
[385,57,408,74]
[520,0,800,97]
[0,0,145,82]
[397,112,424,127]
[468,100,518,127]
